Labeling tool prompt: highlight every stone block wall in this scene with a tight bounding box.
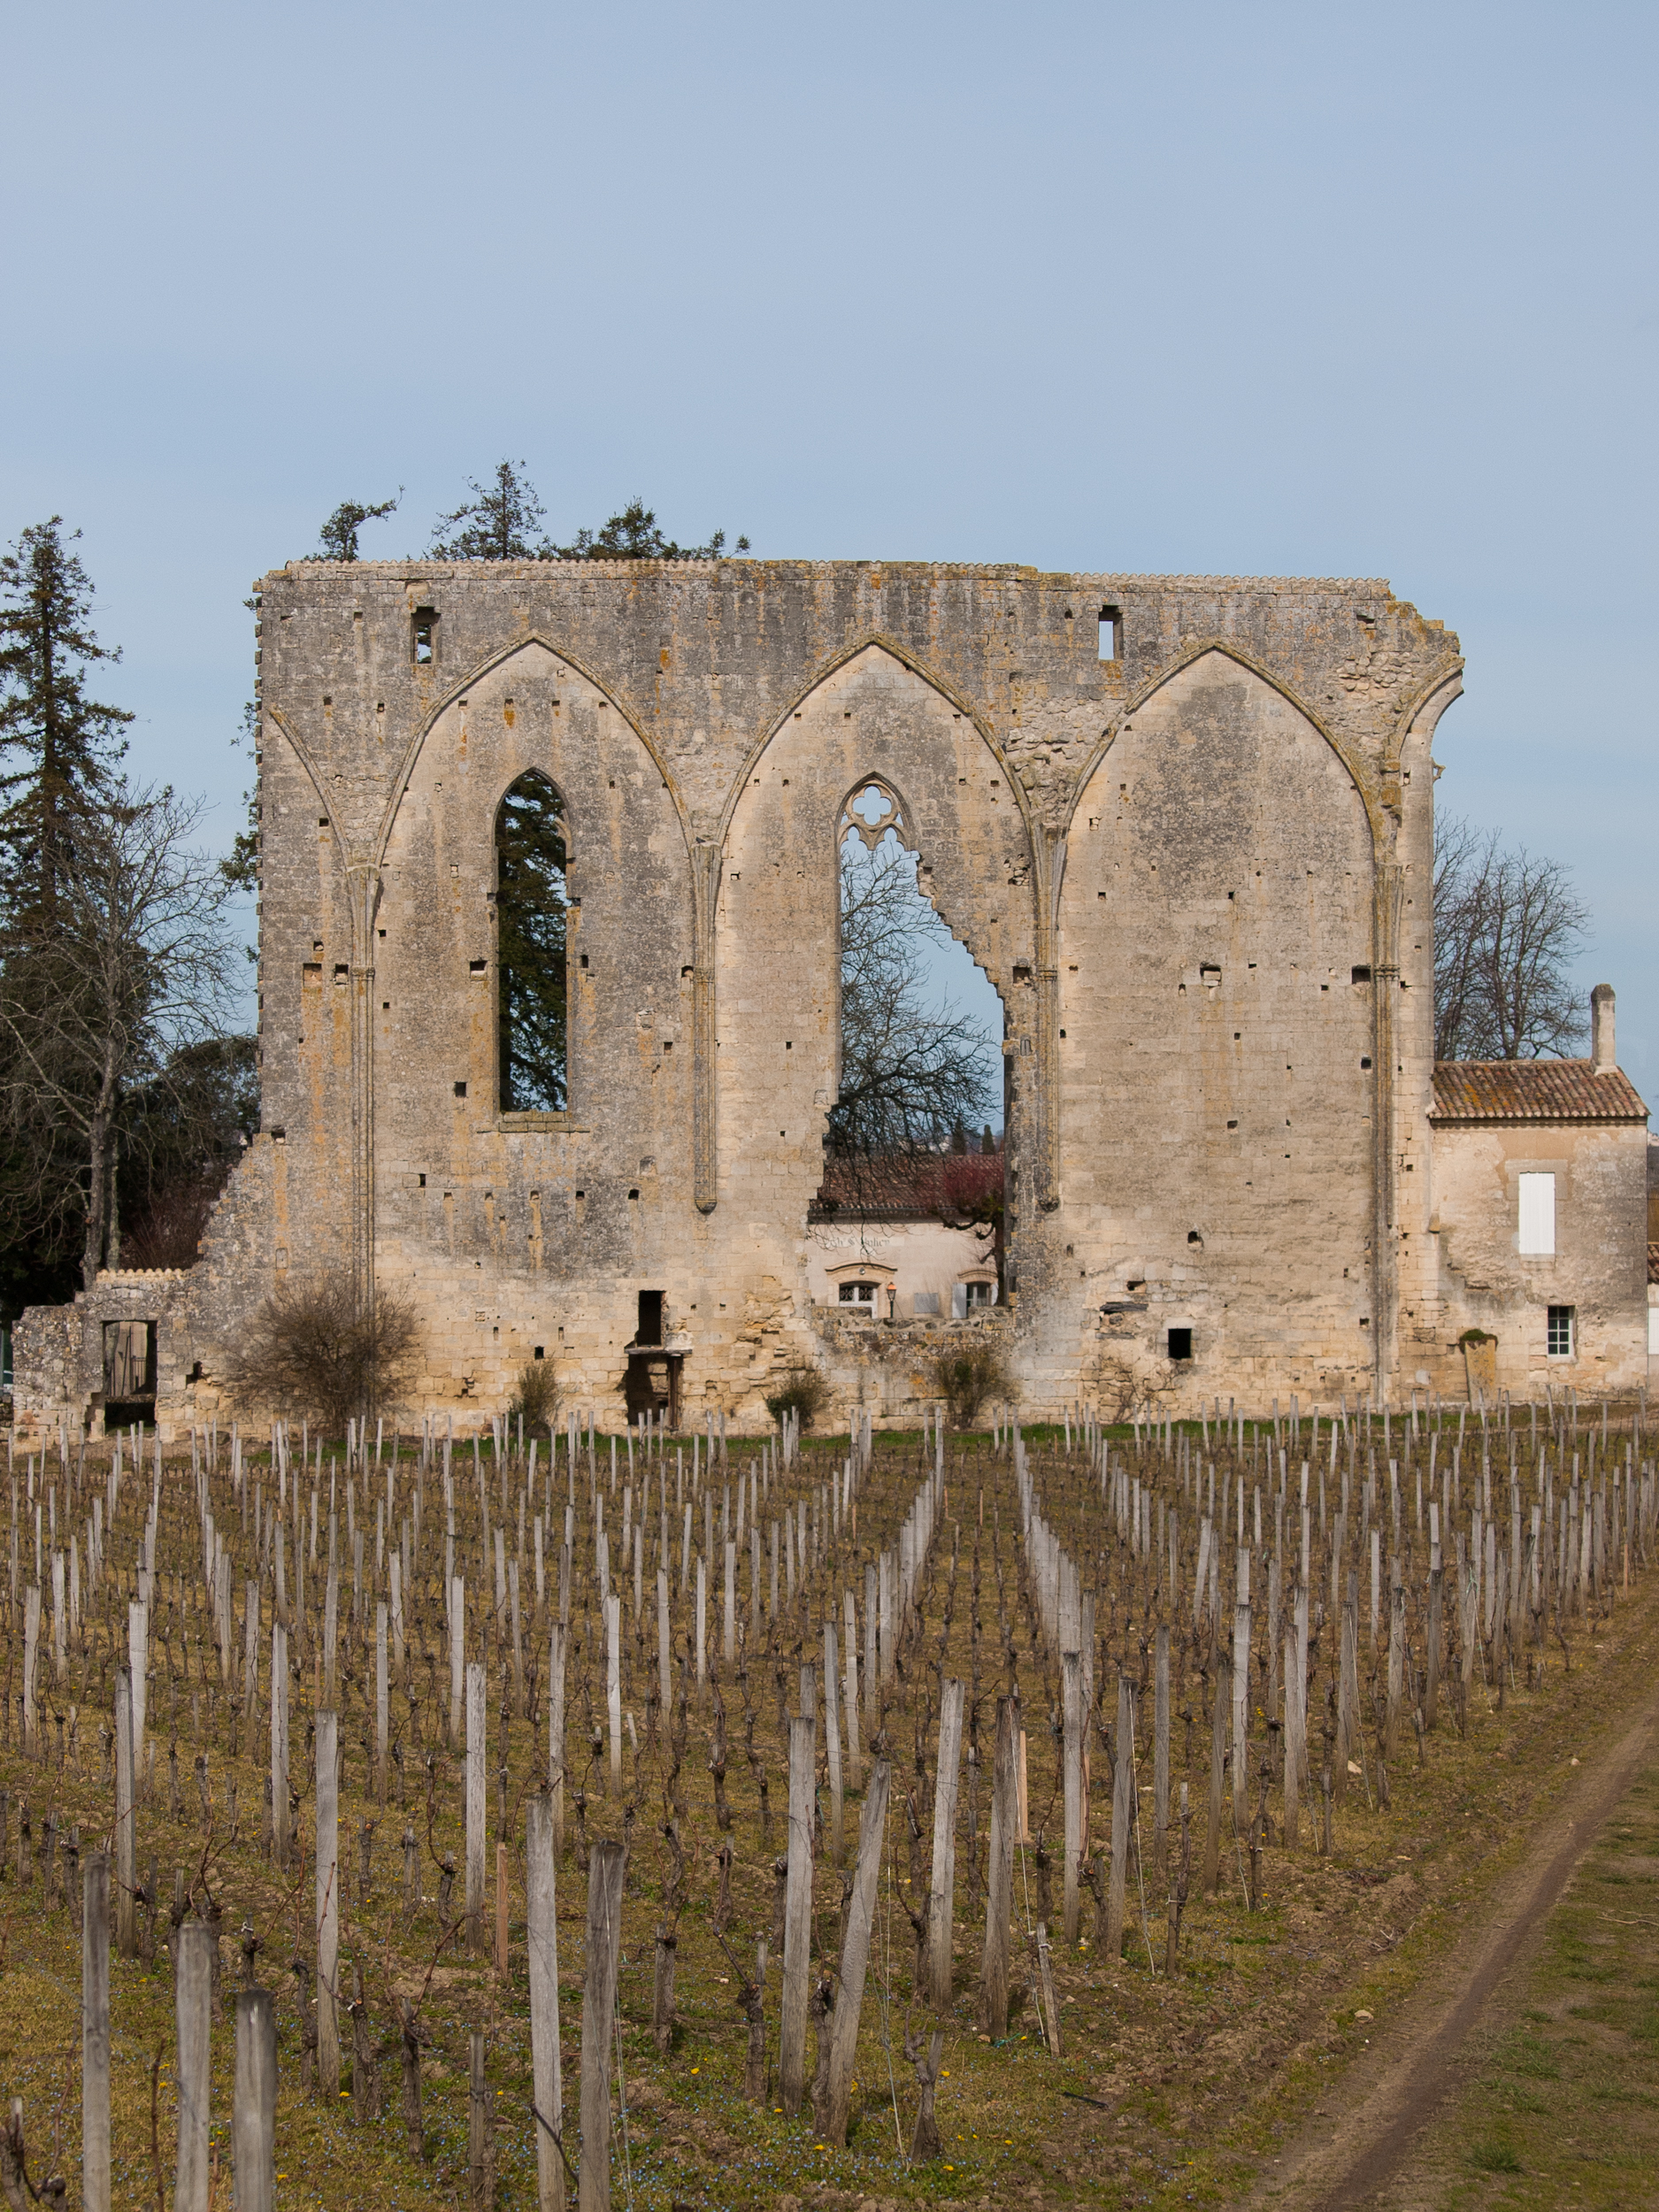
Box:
[19,555,1629,1437]
[1426,1121,1649,1397]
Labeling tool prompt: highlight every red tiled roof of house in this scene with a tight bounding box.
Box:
[811,1149,1003,1220]
[1432,1060,1648,1125]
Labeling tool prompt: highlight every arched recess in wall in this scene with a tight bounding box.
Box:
[714,641,1037,1272]
[1059,646,1379,1383]
[373,638,695,1250]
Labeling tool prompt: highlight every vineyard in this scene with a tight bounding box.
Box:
[0,1390,1655,2209]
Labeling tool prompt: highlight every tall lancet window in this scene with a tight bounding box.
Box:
[826,780,1000,1158]
[496,773,569,1113]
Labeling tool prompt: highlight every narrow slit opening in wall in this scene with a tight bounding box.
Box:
[816,782,1007,1306]
[1098,605,1121,662]
[411,607,437,664]
[495,772,568,1113]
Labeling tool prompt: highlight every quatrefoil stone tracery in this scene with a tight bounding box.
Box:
[841,780,910,853]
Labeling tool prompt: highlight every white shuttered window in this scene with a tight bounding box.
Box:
[1518,1172,1555,1256]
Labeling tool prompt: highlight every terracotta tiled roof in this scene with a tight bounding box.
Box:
[1432,1060,1648,1125]
[811,1149,1003,1221]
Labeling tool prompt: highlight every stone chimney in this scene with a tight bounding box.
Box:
[1591,983,1617,1073]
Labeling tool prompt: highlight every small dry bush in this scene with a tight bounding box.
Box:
[764,1364,829,1431]
[933,1340,1015,1431]
[222,1274,419,1438]
[508,1357,557,1431]
[1091,1350,1181,1424]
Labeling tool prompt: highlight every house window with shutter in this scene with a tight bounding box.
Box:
[1518,1172,1555,1256]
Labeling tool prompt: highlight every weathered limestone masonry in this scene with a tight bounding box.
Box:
[16,557,1643,1439]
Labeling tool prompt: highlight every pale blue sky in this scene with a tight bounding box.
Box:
[3,2,1654,1078]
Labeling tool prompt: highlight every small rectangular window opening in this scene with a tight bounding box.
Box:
[453,1080,467,1098]
[1547,1304,1575,1357]
[1098,605,1121,662]
[1168,1326,1194,1362]
[636,1290,664,1347]
[1351,965,1372,985]
[412,608,437,664]
[839,1280,876,1304]
[1518,1171,1556,1256]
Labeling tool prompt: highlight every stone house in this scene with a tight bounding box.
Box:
[1425,987,1648,1400]
[12,558,1650,1437]
[807,1151,1002,1321]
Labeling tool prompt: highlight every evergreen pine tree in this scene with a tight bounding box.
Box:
[428,463,552,559]
[317,492,400,562]
[0,518,132,918]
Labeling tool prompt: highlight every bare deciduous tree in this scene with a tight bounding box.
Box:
[827,834,999,1156]
[1433,811,1591,1060]
[0,780,242,1288]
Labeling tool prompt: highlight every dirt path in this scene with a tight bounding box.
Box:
[1249,1678,1659,2212]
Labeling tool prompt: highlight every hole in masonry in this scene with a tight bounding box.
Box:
[496,773,568,1112]
[820,790,1006,1298]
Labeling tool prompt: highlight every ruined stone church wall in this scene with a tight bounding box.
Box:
[1050,650,1383,1410]
[14,560,1482,1438]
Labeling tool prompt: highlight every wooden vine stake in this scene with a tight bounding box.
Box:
[234,1987,276,2212]
[981,1694,1018,2036]
[780,1713,815,2116]
[173,1921,212,2212]
[81,1853,110,2212]
[578,1839,626,2212]
[526,1791,565,2212]
[926,1677,964,2008]
[820,1757,891,2147]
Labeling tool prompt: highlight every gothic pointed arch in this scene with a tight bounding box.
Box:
[712,638,1041,1254]
[1064,641,1384,849]
[373,634,695,872]
[1060,642,1380,1388]
[717,634,1037,852]
[373,627,695,1206]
